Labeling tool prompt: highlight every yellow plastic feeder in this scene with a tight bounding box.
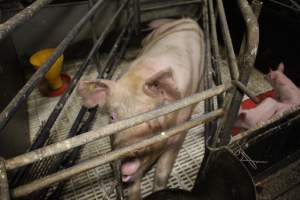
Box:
[30,48,70,97]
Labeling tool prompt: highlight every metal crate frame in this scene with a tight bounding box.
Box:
[0,0,293,199]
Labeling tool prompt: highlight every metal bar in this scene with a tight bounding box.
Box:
[100,14,134,77]
[45,108,98,200]
[0,158,10,200]
[232,80,259,104]
[215,0,240,81]
[239,0,263,57]
[219,0,259,145]
[0,0,53,41]
[141,0,202,12]
[5,83,231,171]
[12,109,224,198]
[0,0,106,133]
[133,0,141,35]
[202,0,215,140]
[10,107,87,187]
[88,0,103,73]
[208,0,224,108]
[30,107,89,199]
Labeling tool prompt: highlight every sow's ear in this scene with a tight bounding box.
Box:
[143,68,181,101]
[77,80,114,108]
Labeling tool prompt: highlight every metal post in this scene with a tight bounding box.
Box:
[0,158,10,200]
[217,0,260,145]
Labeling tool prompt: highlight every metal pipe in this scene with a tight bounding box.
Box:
[133,0,141,35]
[141,0,202,12]
[202,0,215,140]
[232,80,259,104]
[12,109,224,198]
[88,0,102,73]
[215,0,240,81]
[239,0,263,57]
[0,0,53,41]
[208,0,224,108]
[0,0,106,133]
[218,0,259,145]
[0,158,10,200]
[5,83,231,171]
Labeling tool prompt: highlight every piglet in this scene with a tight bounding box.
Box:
[234,97,287,130]
[235,63,300,130]
[77,18,205,200]
[266,63,300,105]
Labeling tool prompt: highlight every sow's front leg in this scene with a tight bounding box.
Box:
[153,133,187,191]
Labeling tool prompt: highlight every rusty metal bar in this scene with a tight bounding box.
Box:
[232,80,259,104]
[141,0,202,12]
[0,0,107,133]
[0,0,53,41]
[5,83,231,171]
[208,0,224,108]
[0,158,10,200]
[11,109,224,198]
[239,0,263,57]
[217,0,259,145]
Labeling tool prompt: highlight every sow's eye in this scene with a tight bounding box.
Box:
[110,112,117,122]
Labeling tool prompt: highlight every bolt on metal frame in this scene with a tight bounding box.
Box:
[1,0,295,199]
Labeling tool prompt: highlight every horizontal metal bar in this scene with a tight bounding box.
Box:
[0,158,10,200]
[12,109,224,198]
[141,0,202,12]
[0,0,53,41]
[5,83,232,171]
[0,0,106,133]
[232,80,259,104]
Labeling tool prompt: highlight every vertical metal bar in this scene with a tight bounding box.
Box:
[0,0,106,134]
[217,0,260,145]
[208,0,224,108]
[239,0,263,57]
[202,0,215,140]
[0,158,10,200]
[0,0,54,41]
[215,0,240,81]
[88,0,103,74]
[133,0,141,35]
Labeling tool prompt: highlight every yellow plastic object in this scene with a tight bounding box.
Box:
[30,48,64,90]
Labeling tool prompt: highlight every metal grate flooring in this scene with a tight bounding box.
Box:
[26,49,272,199]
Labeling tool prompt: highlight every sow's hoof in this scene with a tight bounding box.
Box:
[144,189,201,200]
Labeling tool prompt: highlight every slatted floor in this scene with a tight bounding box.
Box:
[26,48,272,199]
